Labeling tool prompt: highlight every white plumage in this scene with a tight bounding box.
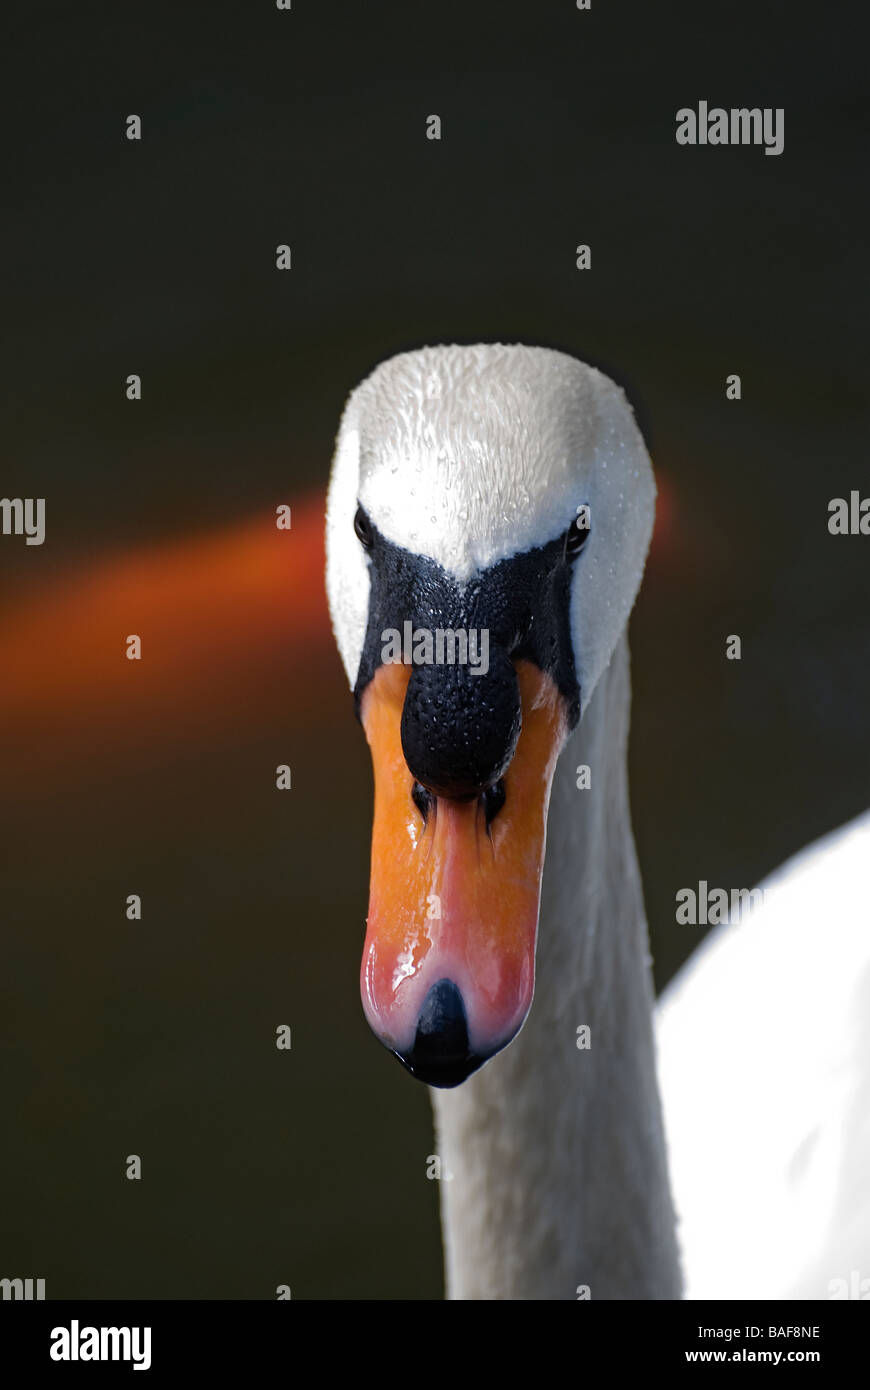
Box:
[658,811,870,1299]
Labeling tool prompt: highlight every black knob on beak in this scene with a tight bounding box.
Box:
[400,645,521,800]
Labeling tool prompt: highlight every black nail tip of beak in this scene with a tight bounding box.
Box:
[392,978,487,1088]
[393,1048,487,1089]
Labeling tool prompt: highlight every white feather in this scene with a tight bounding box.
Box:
[657,812,870,1299]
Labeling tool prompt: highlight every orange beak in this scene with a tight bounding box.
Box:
[359,658,568,1085]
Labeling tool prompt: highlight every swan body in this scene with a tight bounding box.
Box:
[658,811,870,1300]
[325,342,868,1299]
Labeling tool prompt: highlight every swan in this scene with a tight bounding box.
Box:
[325,342,869,1300]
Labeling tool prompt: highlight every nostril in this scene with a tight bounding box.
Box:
[411,781,433,824]
[481,779,506,830]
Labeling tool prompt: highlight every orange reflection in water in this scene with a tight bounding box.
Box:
[0,493,336,769]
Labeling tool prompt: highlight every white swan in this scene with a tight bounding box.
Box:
[325,342,868,1300]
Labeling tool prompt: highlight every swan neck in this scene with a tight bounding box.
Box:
[432,632,682,1299]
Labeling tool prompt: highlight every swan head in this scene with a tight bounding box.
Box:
[326,344,654,1086]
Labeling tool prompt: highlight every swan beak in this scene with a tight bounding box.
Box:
[359,659,568,1086]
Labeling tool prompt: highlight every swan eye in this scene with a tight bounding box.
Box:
[564,512,591,559]
[354,505,374,550]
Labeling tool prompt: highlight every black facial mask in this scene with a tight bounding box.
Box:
[352,512,583,799]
